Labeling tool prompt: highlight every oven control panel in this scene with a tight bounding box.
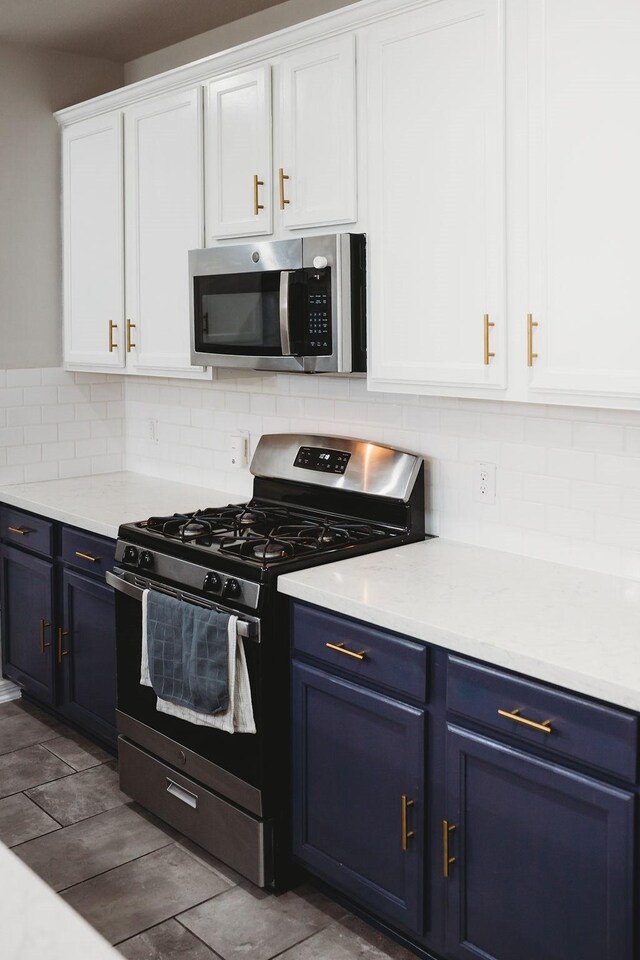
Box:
[294,446,351,475]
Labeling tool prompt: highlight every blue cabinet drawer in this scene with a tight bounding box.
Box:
[292,602,428,702]
[0,507,53,557]
[447,656,637,782]
[61,527,116,578]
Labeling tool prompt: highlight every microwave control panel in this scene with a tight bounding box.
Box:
[294,446,351,474]
[303,269,332,355]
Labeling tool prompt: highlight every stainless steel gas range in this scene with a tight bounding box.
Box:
[108,434,426,891]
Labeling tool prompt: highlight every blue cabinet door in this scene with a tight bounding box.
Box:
[60,568,117,746]
[0,544,54,705]
[292,661,425,934]
[445,725,634,960]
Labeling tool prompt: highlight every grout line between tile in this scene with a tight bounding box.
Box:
[56,838,176,894]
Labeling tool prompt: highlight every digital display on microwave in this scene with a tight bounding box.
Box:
[294,446,351,474]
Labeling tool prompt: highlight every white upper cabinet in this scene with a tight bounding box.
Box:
[365,0,506,395]
[124,88,208,378]
[518,0,640,406]
[63,113,125,371]
[278,34,357,230]
[205,66,272,240]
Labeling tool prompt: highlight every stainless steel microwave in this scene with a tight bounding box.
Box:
[189,233,366,374]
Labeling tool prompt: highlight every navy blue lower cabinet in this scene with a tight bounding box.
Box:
[292,660,425,934]
[0,544,55,705]
[59,567,117,746]
[444,725,634,960]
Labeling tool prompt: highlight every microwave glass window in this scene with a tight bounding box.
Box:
[194,272,282,355]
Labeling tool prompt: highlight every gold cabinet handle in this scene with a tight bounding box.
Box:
[8,526,32,536]
[253,174,265,216]
[279,167,290,209]
[498,707,552,734]
[39,619,52,654]
[401,794,415,851]
[527,313,538,367]
[325,641,367,661]
[75,550,100,563]
[126,319,136,352]
[57,627,69,664]
[108,320,118,353]
[483,313,495,365]
[442,820,456,877]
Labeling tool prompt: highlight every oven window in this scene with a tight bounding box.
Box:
[194,272,282,356]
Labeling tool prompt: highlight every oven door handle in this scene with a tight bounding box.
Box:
[279,270,294,356]
[105,570,259,640]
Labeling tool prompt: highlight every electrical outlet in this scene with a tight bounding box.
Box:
[148,419,159,444]
[229,433,248,469]
[474,461,496,504]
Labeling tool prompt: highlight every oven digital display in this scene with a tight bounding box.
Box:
[294,446,351,475]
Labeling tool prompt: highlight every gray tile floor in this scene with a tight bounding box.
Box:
[0,699,415,960]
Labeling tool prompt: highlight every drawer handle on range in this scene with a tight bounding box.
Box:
[325,641,367,661]
[39,619,52,654]
[166,778,198,809]
[442,820,456,878]
[401,794,415,851]
[75,551,100,563]
[497,708,552,734]
[8,526,32,536]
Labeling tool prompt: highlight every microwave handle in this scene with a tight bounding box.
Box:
[279,271,294,356]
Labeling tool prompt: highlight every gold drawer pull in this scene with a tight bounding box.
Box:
[498,707,552,734]
[253,174,265,216]
[39,619,52,654]
[325,641,366,661]
[442,820,456,877]
[279,167,290,209]
[75,550,100,563]
[483,313,495,365]
[126,319,136,353]
[401,794,415,851]
[527,312,538,366]
[57,627,69,664]
[108,320,118,353]
[8,526,32,536]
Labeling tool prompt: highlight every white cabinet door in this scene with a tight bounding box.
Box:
[205,66,272,240]
[63,113,125,370]
[124,88,209,378]
[278,34,357,230]
[365,0,506,395]
[523,0,640,405]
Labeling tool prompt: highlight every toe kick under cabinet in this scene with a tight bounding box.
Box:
[0,504,117,748]
[290,601,638,960]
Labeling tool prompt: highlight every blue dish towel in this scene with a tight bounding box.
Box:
[145,590,230,715]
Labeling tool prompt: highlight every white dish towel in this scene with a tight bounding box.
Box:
[140,589,256,735]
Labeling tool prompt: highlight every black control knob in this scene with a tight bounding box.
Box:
[139,550,154,570]
[223,578,241,599]
[203,571,221,592]
[123,545,139,565]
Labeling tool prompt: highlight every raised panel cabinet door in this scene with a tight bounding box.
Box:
[278,34,357,229]
[59,568,116,746]
[444,725,634,960]
[124,88,209,379]
[292,662,425,935]
[205,66,272,239]
[523,0,640,405]
[63,112,125,371]
[365,0,506,394]
[0,545,54,705]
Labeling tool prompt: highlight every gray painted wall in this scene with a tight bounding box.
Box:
[124,0,359,83]
[0,41,123,369]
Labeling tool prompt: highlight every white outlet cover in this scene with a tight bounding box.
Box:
[474,461,496,504]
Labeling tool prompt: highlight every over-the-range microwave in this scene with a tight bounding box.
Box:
[189,233,366,374]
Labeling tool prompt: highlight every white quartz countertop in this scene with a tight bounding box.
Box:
[278,539,640,712]
[0,841,119,960]
[0,472,245,540]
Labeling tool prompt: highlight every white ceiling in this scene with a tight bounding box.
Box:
[0,0,287,63]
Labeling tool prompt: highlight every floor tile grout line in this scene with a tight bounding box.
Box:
[38,738,112,772]
[115,914,226,958]
[56,838,176,894]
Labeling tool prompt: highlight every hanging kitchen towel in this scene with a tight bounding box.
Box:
[141,589,256,734]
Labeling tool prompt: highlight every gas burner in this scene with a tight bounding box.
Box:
[252,542,290,561]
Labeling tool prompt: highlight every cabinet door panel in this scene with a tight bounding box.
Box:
[0,545,54,705]
[206,66,272,239]
[366,0,505,392]
[60,568,116,746]
[445,725,634,960]
[63,112,125,370]
[124,88,208,379]
[526,0,640,402]
[292,662,425,934]
[279,35,357,229]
